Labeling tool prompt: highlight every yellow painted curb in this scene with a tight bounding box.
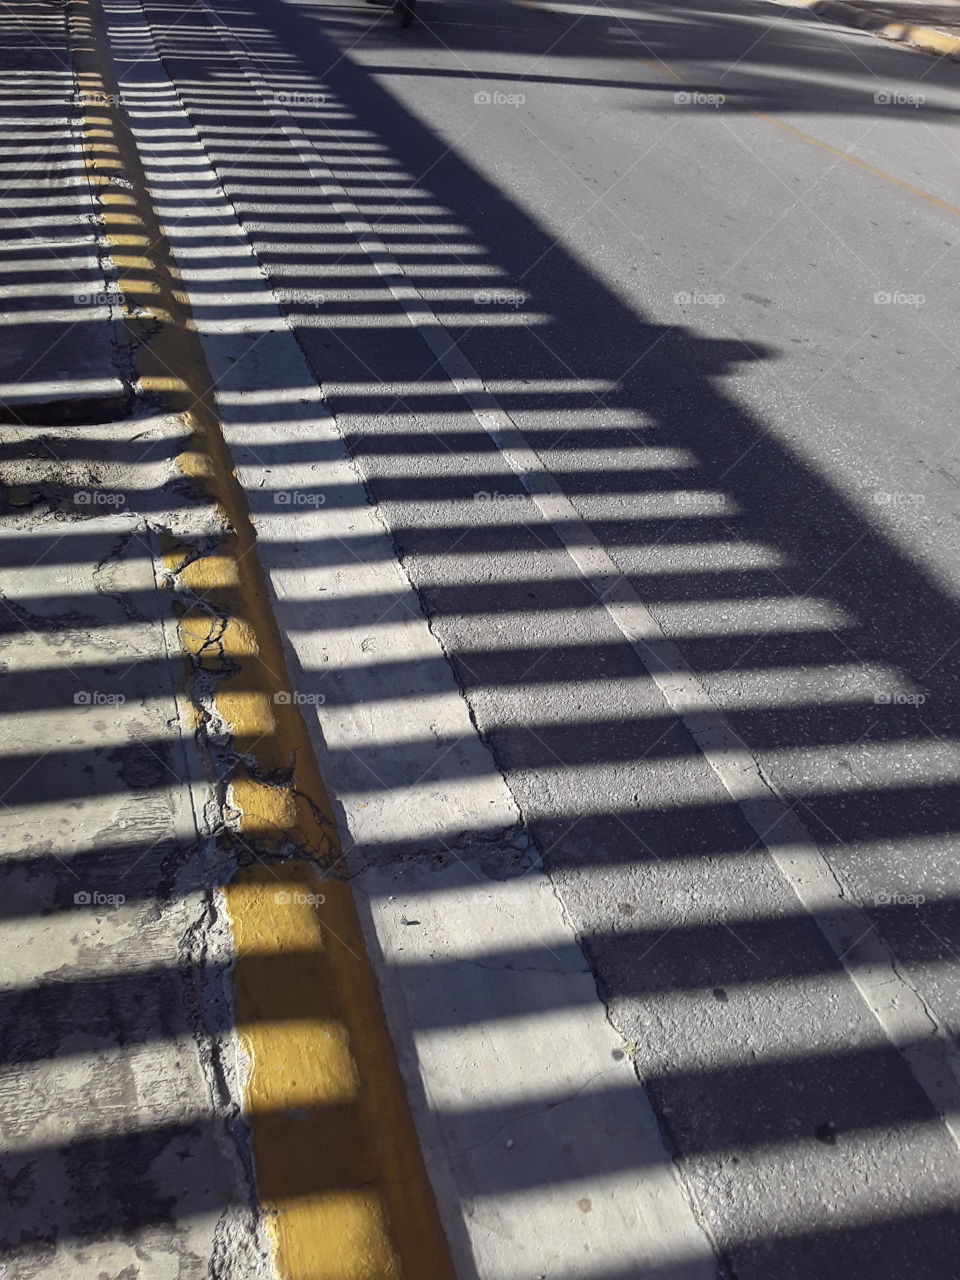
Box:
[890,21,960,53]
[227,864,456,1280]
[792,0,960,57]
[68,4,456,1276]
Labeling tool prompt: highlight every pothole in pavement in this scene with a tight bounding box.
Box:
[0,413,208,525]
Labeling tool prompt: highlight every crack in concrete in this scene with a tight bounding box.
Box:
[460,1065,623,1155]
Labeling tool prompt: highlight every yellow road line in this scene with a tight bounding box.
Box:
[70,3,455,1275]
[521,0,960,221]
[754,111,960,220]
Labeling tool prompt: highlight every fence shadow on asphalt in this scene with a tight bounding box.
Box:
[3,0,960,1273]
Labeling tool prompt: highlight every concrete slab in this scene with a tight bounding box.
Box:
[357,853,718,1280]
[0,1,126,417]
[0,415,271,1279]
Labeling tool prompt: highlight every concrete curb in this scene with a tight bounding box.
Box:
[792,0,960,57]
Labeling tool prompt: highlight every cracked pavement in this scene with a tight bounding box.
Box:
[4,0,960,1272]
[0,413,276,1278]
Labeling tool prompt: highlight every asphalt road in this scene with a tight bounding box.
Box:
[123,0,960,1271]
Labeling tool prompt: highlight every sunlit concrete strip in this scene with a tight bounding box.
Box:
[348,755,960,813]
[283,614,855,669]
[256,657,916,719]
[0,708,181,753]
[251,543,778,587]
[0,913,211,989]
[188,311,552,333]
[229,451,701,484]
[0,255,103,273]
[363,858,724,1279]
[279,595,850,644]
[0,310,115,326]
[0,375,130,398]
[0,623,153,670]
[0,1039,213,1155]
[278,378,619,396]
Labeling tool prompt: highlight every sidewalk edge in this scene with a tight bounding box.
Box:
[792,0,960,57]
